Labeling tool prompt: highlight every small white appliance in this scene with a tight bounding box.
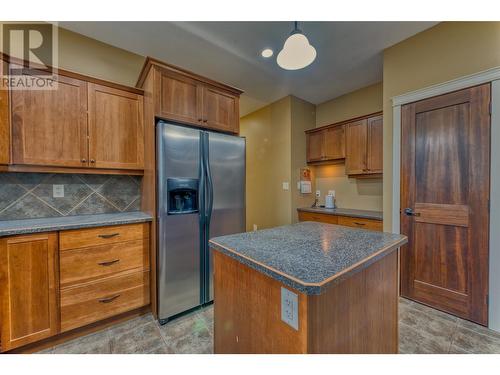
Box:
[325,190,336,209]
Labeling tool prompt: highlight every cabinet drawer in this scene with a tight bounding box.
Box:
[60,239,149,287]
[337,216,382,231]
[60,271,150,332]
[60,223,149,250]
[298,211,338,224]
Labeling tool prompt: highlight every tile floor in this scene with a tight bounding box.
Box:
[37,298,500,354]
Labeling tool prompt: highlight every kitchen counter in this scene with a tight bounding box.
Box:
[209,221,405,295]
[209,221,407,353]
[0,211,153,237]
[297,206,382,221]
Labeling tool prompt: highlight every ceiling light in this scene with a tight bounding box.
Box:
[277,22,316,70]
[261,48,273,58]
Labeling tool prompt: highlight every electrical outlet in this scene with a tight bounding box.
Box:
[315,190,321,198]
[282,182,289,191]
[253,224,258,231]
[53,184,64,198]
[281,287,298,330]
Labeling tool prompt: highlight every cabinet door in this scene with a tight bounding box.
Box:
[367,115,383,173]
[202,86,239,133]
[10,68,88,167]
[345,119,368,175]
[88,84,144,170]
[0,233,59,352]
[323,125,345,160]
[157,70,202,126]
[307,131,324,162]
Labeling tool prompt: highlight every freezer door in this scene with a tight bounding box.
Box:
[205,132,246,302]
[157,122,203,320]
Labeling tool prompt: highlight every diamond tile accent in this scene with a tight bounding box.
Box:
[0,172,142,221]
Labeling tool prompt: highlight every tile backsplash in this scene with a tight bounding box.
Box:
[0,173,142,221]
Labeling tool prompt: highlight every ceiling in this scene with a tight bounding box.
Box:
[60,21,438,116]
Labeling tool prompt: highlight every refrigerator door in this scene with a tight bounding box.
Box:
[204,132,246,302]
[157,122,203,320]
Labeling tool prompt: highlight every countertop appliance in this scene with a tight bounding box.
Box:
[157,121,245,323]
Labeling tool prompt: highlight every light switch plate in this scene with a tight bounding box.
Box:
[282,182,289,191]
[281,287,298,330]
[315,190,321,198]
[53,184,64,198]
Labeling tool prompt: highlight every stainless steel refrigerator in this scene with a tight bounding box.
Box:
[156,120,245,323]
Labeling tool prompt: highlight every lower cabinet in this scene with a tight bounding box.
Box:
[298,211,382,231]
[0,233,59,352]
[0,222,150,352]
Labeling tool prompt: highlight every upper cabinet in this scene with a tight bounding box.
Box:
[138,57,242,134]
[1,59,144,173]
[88,83,144,170]
[11,69,89,168]
[306,125,345,163]
[306,113,383,178]
[345,114,383,176]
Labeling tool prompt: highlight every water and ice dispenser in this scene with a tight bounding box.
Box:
[166,178,199,215]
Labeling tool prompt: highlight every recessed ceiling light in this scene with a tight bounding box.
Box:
[261,48,273,58]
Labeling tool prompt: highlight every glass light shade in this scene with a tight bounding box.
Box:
[277,33,316,70]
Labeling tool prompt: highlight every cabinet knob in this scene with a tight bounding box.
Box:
[198,118,202,122]
[81,158,86,163]
[203,119,208,123]
[90,159,95,164]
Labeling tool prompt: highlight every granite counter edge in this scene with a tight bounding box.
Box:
[209,236,407,295]
[0,215,153,237]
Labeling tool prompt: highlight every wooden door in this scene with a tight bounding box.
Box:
[307,131,324,162]
[10,68,88,167]
[88,83,144,170]
[157,69,202,125]
[0,233,59,352]
[202,86,239,133]
[400,84,490,325]
[367,115,383,173]
[324,125,345,160]
[345,119,368,175]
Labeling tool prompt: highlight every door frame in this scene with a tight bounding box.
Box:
[391,66,500,331]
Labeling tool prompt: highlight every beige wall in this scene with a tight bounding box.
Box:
[313,82,384,212]
[240,97,292,231]
[0,23,145,87]
[383,21,500,231]
[290,96,317,222]
[316,82,383,127]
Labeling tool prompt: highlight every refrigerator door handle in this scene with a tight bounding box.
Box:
[199,133,206,241]
[204,133,214,230]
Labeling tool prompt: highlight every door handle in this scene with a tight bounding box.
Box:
[404,208,420,217]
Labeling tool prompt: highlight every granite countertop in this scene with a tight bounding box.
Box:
[0,211,153,237]
[209,222,407,295]
[297,206,383,221]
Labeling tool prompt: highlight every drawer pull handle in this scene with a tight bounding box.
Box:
[97,259,120,266]
[98,294,121,304]
[353,222,366,226]
[98,233,120,239]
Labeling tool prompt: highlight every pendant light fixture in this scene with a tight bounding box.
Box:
[277,21,317,70]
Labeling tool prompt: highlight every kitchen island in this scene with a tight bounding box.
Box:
[209,221,407,354]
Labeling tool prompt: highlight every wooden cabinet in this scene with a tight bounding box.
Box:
[345,115,383,176]
[88,84,144,170]
[6,61,144,172]
[298,211,382,232]
[11,70,88,168]
[0,233,59,352]
[140,58,242,134]
[59,223,150,332]
[306,125,345,163]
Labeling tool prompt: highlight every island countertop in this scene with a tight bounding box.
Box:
[209,221,407,295]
